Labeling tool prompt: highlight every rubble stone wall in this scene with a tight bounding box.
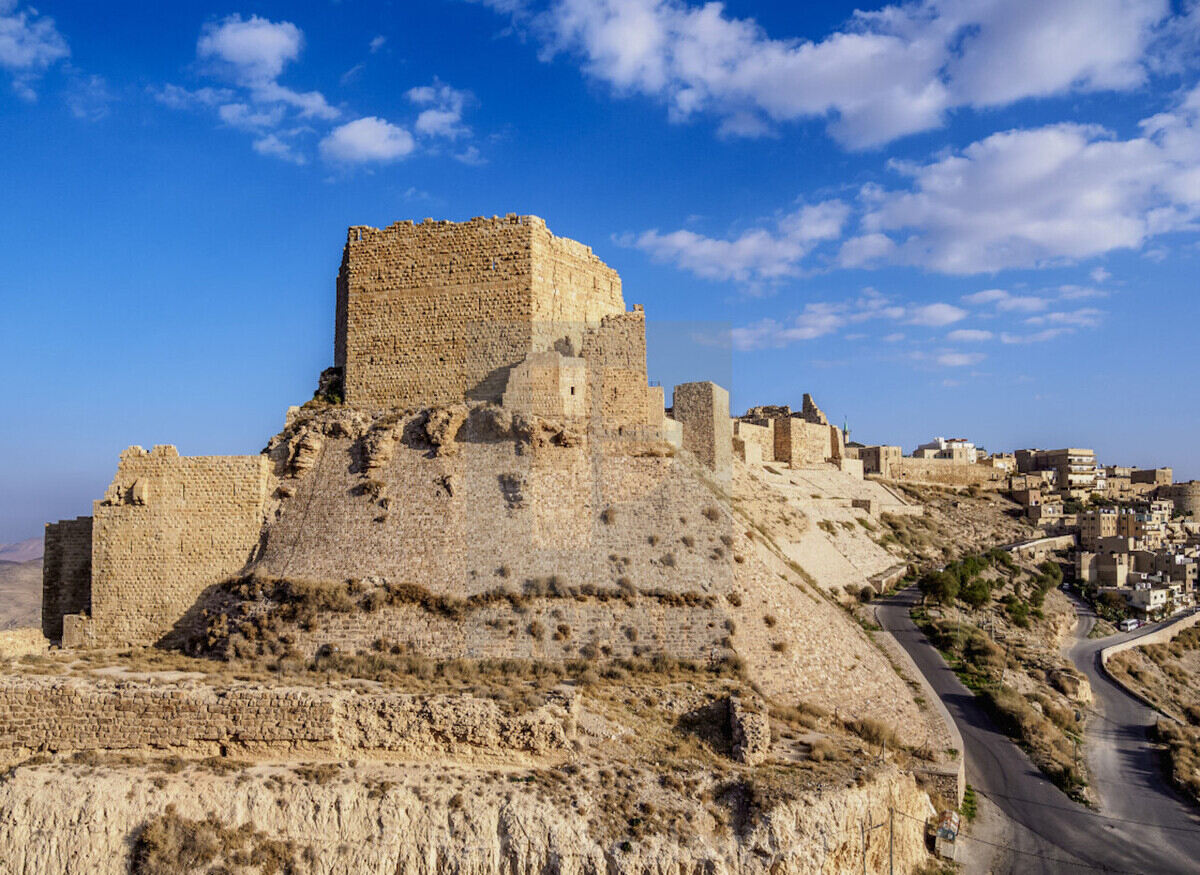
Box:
[774,418,838,466]
[0,677,569,762]
[733,420,774,463]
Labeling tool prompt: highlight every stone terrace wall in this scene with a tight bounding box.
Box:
[0,677,569,763]
[887,458,1005,488]
[337,215,625,409]
[83,446,270,647]
[41,517,92,643]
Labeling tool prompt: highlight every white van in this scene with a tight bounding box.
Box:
[1119,618,1139,632]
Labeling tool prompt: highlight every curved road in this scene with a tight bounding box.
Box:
[1066,600,1200,864]
[876,587,1200,873]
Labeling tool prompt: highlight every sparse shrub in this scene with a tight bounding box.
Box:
[681,535,695,548]
[726,592,742,607]
[770,641,789,653]
[528,621,545,640]
[763,614,777,627]
[661,553,676,568]
[600,507,616,524]
[702,506,721,522]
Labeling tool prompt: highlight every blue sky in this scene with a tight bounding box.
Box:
[2,0,1199,542]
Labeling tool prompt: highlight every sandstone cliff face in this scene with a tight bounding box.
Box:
[0,761,932,875]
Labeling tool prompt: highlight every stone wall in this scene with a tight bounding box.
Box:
[887,457,1006,488]
[501,351,588,421]
[733,420,774,463]
[336,215,624,409]
[774,417,840,466]
[75,446,270,647]
[41,516,92,643]
[580,309,661,438]
[672,382,731,479]
[0,676,570,763]
[1163,481,1200,517]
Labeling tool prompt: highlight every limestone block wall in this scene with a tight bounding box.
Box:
[672,382,732,479]
[1163,482,1200,516]
[887,458,1006,488]
[581,309,659,437]
[84,446,270,647]
[336,215,624,409]
[41,517,92,643]
[501,351,588,420]
[733,420,775,463]
[774,417,838,466]
[0,677,569,762]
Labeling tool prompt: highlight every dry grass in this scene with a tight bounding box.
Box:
[132,806,304,875]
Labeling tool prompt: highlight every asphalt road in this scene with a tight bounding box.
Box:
[1065,600,1200,869]
[875,586,1200,873]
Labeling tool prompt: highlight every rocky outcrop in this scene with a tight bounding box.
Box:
[0,761,934,875]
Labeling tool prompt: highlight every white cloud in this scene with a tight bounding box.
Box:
[1026,308,1105,328]
[454,145,487,165]
[1090,267,1112,283]
[151,83,234,109]
[0,0,69,99]
[995,295,1048,313]
[946,329,993,342]
[218,101,286,131]
[319,116,415,163]
[962,288,1009,305]
[198,14,302,85]
[731,304,845,350]
[65,73,114,121]
[632,200,848,283]
[908,303,967,327]
[407,82,473,139]
[848,89,1200,271]
[1057,284,1108,300]
[882,332,906,343]
[1000,328,1071,344]
[369,35,386,53]
[252,133,306,164]
[937,351,985,367]
[482,0,1175,148]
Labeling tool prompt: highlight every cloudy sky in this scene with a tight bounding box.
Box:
[2,0,1199,541]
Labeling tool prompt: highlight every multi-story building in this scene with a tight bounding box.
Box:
[914,437,976,462]
[1016,448,1098,497]
[1080,507,1118,549]
[1117,509,1166,548]
[1131,467,1173,487]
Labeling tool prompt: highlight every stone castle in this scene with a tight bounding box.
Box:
[41,215,700,649]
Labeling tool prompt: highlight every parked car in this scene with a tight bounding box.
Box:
[1119,618,1139,632]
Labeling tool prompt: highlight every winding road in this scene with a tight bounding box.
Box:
[876,586,1200,873]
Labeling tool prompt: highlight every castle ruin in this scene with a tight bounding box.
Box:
[41,215,707,649]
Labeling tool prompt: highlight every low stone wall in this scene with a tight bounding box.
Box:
[1101,611,1200,667]
[886,458,1005,488]
[0,629,48,660]
[0,676,572,765]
